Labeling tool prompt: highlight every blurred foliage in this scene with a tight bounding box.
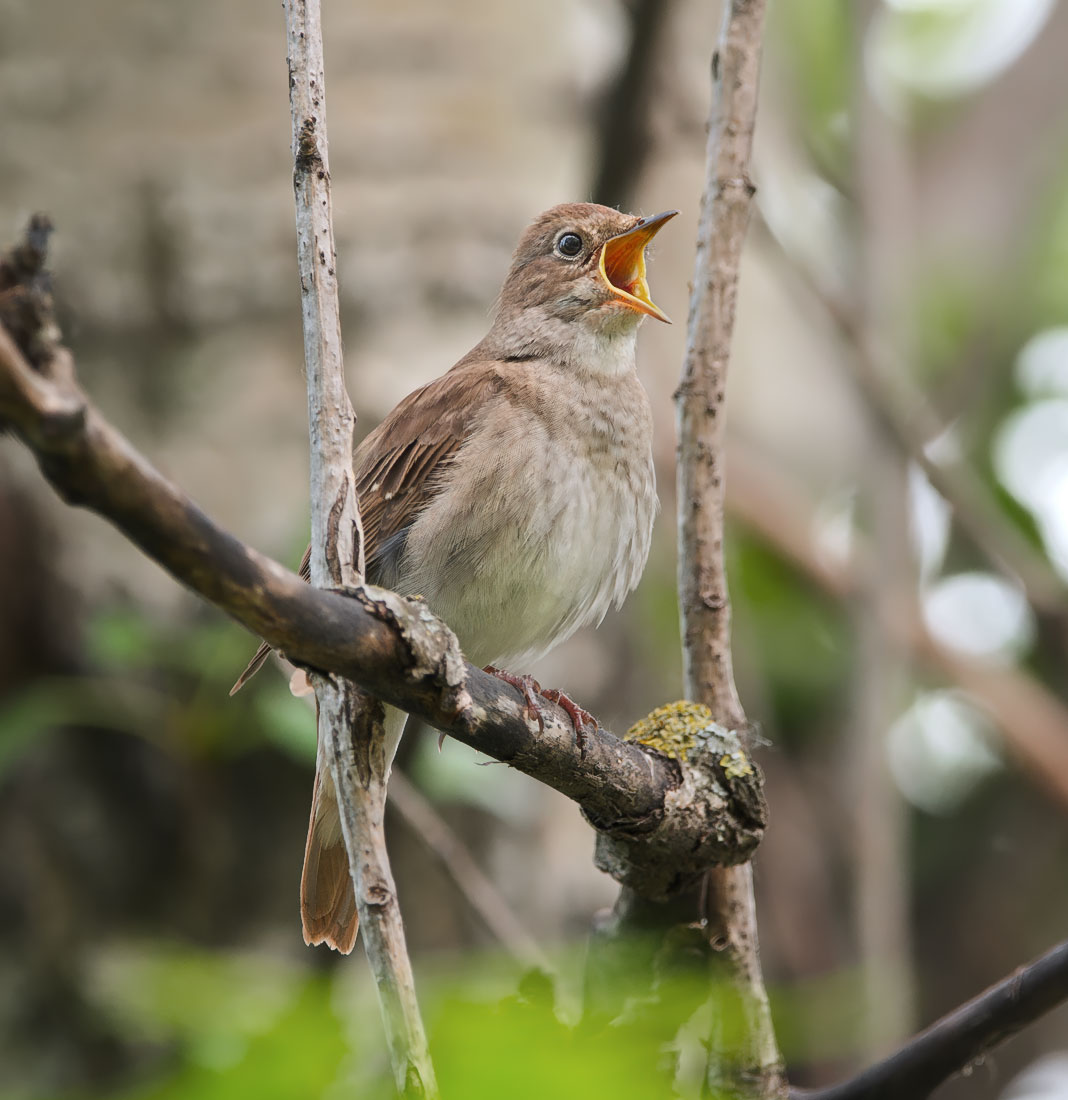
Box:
[1028,162,1068,328]
[4,0,1068,1097]
[93,948,348,1100]
[0,606,317,780]
[32,939,880,1100]
[773,0,852,177]
[729,531,849,747]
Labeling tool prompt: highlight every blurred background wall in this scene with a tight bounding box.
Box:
[1,0,1067,1097]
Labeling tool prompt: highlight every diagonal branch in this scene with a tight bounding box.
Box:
[791,939,1068,1100]
[387,771,550,973]
[674,2,784,1097]
[0,285,764,904]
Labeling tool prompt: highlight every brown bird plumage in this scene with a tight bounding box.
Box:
[234,202,675,953]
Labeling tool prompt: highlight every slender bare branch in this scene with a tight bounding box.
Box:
[676,4,758,733]
[675,2,784,1096]
[287,1,423,1089]
[792,939,1068,1100]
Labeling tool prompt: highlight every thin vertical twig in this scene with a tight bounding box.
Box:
[674,1,783,1096]
[282,2,437,1094]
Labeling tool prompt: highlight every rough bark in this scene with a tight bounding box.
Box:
[674,1,784,1096]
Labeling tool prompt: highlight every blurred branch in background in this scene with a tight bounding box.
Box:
[590,0,676,211]
[845,0,916,1056]
[728,445,1068,810]
[388,771,549,973]
[754,210,1067,626]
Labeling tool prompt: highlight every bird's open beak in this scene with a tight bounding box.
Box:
[599,210,677,324]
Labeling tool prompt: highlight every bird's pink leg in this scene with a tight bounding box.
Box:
[484,666,546,727]
[483,666,598,752]
[539,687,597,740]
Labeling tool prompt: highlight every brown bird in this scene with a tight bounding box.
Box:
[233,202,674,953]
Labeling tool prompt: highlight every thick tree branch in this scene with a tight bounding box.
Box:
[0,267,764,902]
[792,939,1068,1100]
[675,2,784,1097]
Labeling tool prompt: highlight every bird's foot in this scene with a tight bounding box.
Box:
[539,687,598,749]
[485,666,546,728]
[484,667,598,754]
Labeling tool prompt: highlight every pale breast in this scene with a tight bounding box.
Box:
[390,366,656,668]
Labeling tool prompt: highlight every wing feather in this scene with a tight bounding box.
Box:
[230,361,503,693]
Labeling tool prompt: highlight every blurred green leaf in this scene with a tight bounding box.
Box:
[772,0,852,176]
[429,986,669,1100]
[83,945,349,1100]
[1028,168,1068,328]
[907,261,985,386]
[729,530,849,741]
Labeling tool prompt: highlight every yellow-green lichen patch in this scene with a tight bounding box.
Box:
[718,751,753,779]
[625,700,716,762]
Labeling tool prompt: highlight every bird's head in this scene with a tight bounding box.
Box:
[488,203,676,368]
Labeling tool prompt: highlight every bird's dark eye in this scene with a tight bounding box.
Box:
[556,232,583,258]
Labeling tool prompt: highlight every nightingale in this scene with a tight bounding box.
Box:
[233,202,675,953]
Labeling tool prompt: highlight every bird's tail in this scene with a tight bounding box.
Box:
[300,705,408,953]
[230,546,313,696]
[229,639,273,696]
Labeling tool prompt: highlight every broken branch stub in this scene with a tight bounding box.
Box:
[590,702,767,899]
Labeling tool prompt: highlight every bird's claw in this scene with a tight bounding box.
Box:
[484,666,598,754]
[538,690,598,734]
[484,666,546,729]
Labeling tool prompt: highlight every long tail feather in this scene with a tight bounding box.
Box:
[300,766,359,953]
[229,640,273,696]
[299,706,408,953]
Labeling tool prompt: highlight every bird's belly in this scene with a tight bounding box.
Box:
[397,438,653,669]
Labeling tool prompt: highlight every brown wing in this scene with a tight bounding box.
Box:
[229,361,503,694]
